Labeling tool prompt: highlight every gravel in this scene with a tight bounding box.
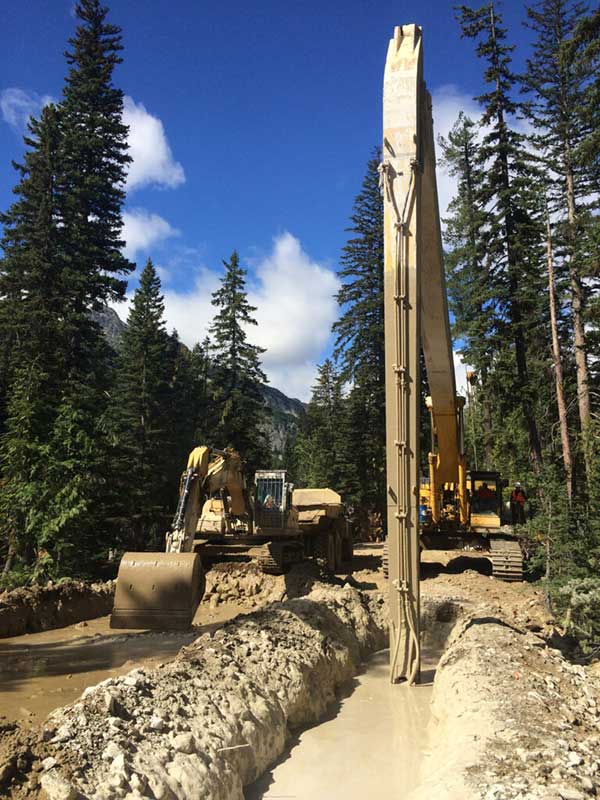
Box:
[29,583,387,799]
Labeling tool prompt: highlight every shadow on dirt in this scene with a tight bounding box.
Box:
[421,555,493,580]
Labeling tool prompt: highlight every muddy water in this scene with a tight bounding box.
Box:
[245,649,435,800]
[0,605,240,724]
[245,614,454,800]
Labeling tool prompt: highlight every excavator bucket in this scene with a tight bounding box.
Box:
[110,552,205,630]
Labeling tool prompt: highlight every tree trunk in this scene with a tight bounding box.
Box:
[2,543,15,577]
[564,165,593,482]
[546,209,573,503]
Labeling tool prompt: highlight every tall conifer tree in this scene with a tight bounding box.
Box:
[295,360,343,489]
[333,153,386,530]
[210,251,270,474]
[456,2,546,472]
[0,106,68,578]
[522,0,599,489]
[1,1,132,578]
[111,260,174,549]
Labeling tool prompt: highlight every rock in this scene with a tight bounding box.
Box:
[111,753,127,772]
[567,752,583,767]
[129,772,147,792]
[172,732,195,754]
[558,788,585,800]
[51,724,74,743]
[102,742,122,761]
[41,757,58,771]
[102,690,117,715]
[149,715,165,731]
[39,771,78,800]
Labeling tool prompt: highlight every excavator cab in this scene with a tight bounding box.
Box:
[254,470,295,532]
[468,470,503,531]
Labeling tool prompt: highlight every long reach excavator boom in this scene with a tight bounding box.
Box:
[383,25,523,684]
[382,21,474,685]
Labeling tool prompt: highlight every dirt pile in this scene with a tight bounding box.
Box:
[201,563,285,611]
[0,581,115,638]
[414,610,600,800]
[5,583,386,800]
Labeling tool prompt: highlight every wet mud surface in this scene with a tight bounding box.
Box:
[0,605,246,726]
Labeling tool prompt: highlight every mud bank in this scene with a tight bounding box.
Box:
[0,581,115,638]
[11,584,386,800]
[414,612,600,800]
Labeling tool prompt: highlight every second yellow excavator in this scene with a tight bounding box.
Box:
[110,445,353,630]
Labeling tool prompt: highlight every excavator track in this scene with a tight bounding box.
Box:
[488,537,524,582]
[257,541,303,575]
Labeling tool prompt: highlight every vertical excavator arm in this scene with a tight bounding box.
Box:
[383,25,463,683]
[166,446,251,553]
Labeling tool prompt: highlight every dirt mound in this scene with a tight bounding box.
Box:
[413,610,600,800]
[2,583,387,799]
[0,580,115,638]
[201,560,335,612]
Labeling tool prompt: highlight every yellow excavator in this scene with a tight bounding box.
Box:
[111,446,353,630]
[421,396,523,581]
[110,445,242,631]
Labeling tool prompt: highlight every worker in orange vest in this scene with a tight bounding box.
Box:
[510,482,527,525]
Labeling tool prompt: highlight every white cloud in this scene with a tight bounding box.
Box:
[162,267,220,343]
[0,88,53,132]
[1,90,185,195]
[248,232,340,399]
[137,233,338,400]
[122,208,179,260]
[123,96,185,191]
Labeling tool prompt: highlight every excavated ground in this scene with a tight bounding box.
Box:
[1,546,599,800]
[0,581,116,638]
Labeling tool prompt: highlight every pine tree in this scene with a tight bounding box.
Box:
[111,260,174,550]
[440,114,490,368]
[165,330,202,489]
[59,0,132,318]
[522,0,599,486]
[0,105,63,403]
[1,0,134,579]
[0,106,67,579]
[567,6,600,166]
[45,0,133,569]
[456,2,547,473]
[332,153,386,530]
[189,336,216,444]
[439,114,498,466]
[295,360,344,489]
[209,251,270,475]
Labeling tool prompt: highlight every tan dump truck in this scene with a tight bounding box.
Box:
[293,488,353,574]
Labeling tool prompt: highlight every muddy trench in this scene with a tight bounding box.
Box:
[2,550,599,800]
[1,572,465,800]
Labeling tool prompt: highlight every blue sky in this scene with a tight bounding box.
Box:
[0,0,535,399]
